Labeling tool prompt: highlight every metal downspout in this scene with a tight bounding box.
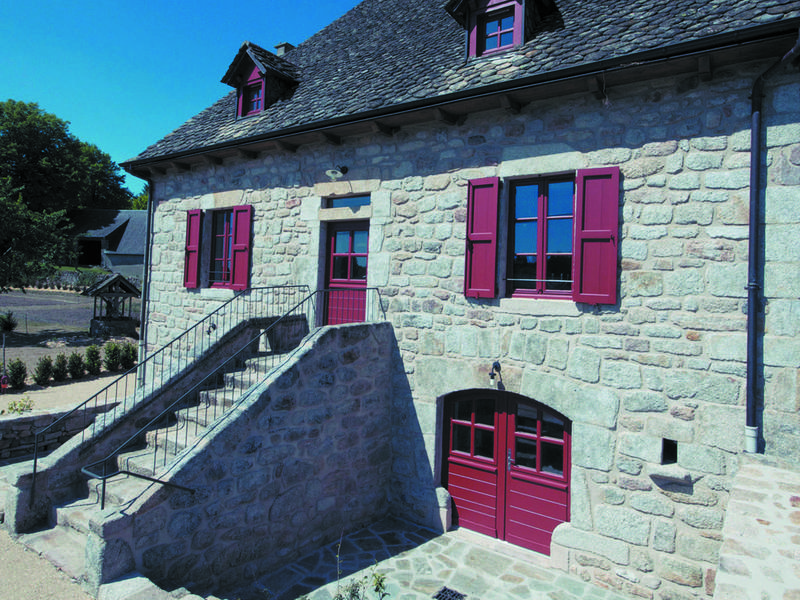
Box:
[746,30,800,453]
[138,178,155,376]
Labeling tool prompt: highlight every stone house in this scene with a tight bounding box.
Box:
[116,0,799,597]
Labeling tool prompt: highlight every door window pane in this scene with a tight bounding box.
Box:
[334,231,350,253]
[541,412,565,439]
[514,221,537,255]
[475,399,495,425]
[453,424,471,454]
[545,255,572,291]
[515,438,537,469]
[516,404,538,435]
[332,256,349,280]
[353,230,368,254]
[541,442,564,476]
[475,429,494,459]
[454,400,471,422]
[351,257,367,280]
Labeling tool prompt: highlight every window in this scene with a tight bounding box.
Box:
[469,0,523,57]
[464,167,620,304]
[509,177,574,297]
[480,8,515,54]
[324,195,371,209]
[237,65,265,118]
[184,205,252,290]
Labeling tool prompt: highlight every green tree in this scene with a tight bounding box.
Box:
[0,180,74,290]
[131,183,149,210]
[0,99,132,213]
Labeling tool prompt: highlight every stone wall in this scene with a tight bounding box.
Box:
[87,323,395,595]
[144,57,800,599]
[0,406,111,461]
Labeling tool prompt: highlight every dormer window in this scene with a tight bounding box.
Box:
[241,80,264,116]
[480,7,516,54]
[222,41,300,120]
[470,0,523,56]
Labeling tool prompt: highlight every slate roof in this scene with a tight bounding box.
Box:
[129,0,800,163]
[221,41,300,86]
[72,209,147,256]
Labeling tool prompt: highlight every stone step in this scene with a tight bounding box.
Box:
[144,421,205,456]
[176,404,219,428]
[197,387,242,408]
[86,473,154,508]
[18,523,87,583]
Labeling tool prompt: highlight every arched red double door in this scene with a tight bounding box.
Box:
[443,390,571,554]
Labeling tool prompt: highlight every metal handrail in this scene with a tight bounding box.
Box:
[31,285,310,498]
[81,287,385,509]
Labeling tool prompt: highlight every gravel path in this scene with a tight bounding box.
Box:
[0,528,91,600]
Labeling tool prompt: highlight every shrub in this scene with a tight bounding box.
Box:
[52,353,69,382]
[86,345,102,376]
[120,342,138,370]
[68,351,85,379]
[33,355,53,386]
[7,358,27,389]
[103,341,122,372]
[5,396,34,415]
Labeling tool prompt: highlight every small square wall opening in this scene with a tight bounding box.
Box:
[662,438,678,465]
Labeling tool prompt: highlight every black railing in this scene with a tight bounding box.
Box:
[31,286,310,497]
[81,288,385,509]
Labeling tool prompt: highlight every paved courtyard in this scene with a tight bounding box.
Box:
[235,517,629,600]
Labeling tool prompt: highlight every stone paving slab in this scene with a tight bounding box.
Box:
[233,517,629,600]
[714,454,800,600]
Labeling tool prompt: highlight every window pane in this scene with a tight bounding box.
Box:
[514,221,537,255]
[475,399,494,425]
[475,429,494,459]
[548,181,574,217]
[515,438,537,469]
[541,412,564,439]
[334,231,350,253]
[454,399,471,422]
[512,255,537,288]
[332,256,349,279]
[515,185,538,219]
[453,424,471,454]
[485,35,498,50]
[501,15,514,30]
[516,404,538,435]
[546,255,572,290]
[499,31,514,46]
[541,442,564,476]
[351,256,367,280]
[547,218,573,253]
[485,19,496,35]
[328,195,370,209]
[353,230,368,254]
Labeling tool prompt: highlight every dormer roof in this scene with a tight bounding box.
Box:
[221,41,300,88]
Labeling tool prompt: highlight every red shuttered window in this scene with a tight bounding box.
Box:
[464,167,619,305]
[183,205,252,291]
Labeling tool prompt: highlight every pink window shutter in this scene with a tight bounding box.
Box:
[465,177,500,298]
[184,209,202,289]
[230,205,253,290]
[572,167,620,305]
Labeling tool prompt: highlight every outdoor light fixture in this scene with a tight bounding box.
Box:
[206,322,217,336]
[325,165,349,180]
[489,361,502,389]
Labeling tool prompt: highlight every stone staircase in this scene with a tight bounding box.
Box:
[12,344,280,590]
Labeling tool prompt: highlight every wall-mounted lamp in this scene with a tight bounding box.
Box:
[325,165,349,180]
[206,322,217,336]
[489,361,502,389]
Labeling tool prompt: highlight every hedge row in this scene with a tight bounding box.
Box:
[2,341,138,390]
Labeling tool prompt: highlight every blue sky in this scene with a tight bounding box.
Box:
[0,1,362,196]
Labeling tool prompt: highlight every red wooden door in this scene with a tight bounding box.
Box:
[444,392,570,554]
[325,222,368,325]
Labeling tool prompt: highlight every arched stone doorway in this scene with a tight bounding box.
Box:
[442,389,571,554]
